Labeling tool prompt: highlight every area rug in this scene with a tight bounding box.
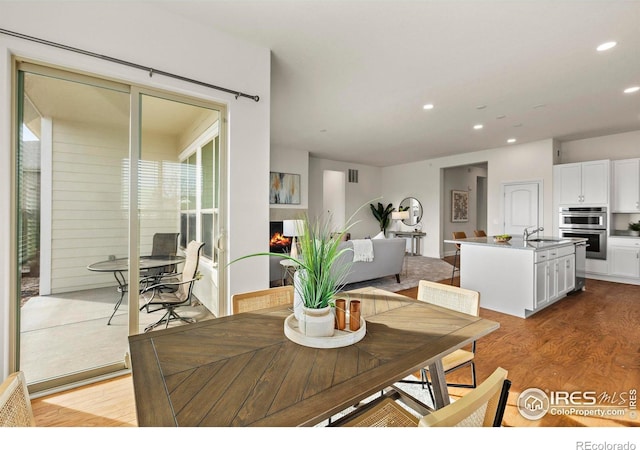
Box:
[341,256,454,293]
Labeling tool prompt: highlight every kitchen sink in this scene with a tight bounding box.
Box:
[526,238,563,242]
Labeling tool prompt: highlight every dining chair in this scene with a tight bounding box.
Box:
[232,285,294,314]
[450,231,466,284]
[401,280,480,402]
[0,371,35,427]
[474,230,487,237]
[140,240,204,332]
[336,367,510,427]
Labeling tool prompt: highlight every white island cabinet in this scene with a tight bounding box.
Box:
[445,236,585,318]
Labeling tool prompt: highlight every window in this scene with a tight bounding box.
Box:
[180,132,219,264]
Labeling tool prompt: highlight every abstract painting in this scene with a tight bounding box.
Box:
[270,172,301,204]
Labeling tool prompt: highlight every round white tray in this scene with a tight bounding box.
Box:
[284,313,366,348]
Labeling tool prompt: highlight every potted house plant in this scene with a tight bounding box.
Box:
[369,202,395,236]
[231,211,359,338]
[629,221,640,237]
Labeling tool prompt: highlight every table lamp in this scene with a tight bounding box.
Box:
[391,210,410,229]
[283,219,304,259]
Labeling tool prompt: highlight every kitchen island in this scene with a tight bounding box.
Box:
[444,236,587,318]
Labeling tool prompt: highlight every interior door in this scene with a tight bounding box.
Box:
[503,182,541,236]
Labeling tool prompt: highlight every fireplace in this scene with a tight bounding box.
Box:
[269,221,291,254]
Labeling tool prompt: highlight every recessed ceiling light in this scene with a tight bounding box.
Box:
[597,41,617,52]
[533,104,547,109]
[476,105,487,110]
[320,129,327,132]
[624,86,640,94]
[423,103,434,110]
[496,115,506,120]
[473,124,483,130]
[507,138,517,144]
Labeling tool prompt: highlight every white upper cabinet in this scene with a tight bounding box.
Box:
[554,160,609,206]
[612,158,640,212]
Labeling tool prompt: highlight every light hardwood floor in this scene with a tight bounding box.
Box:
[30,277,639,427]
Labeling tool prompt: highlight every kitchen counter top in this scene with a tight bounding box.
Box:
[444,235,587,250]
[610,231,640,239]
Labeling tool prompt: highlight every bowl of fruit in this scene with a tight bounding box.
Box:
[493,234,512,243]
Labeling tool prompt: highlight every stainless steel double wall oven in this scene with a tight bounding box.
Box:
[558,206,607,260]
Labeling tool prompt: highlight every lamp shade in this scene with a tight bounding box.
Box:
[283,219,304,237]
[392,211,410,220]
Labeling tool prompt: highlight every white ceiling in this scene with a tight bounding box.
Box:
[157,0,640,167]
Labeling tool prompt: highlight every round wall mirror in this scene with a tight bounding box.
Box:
[399,197,423,227]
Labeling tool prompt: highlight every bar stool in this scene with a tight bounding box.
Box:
[474,230,487,237]
[451,231,466,284]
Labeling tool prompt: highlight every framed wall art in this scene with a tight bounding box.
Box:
[270,172,301,204]
[451,190,469,222]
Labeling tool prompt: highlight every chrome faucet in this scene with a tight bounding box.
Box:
[523,226,544,241]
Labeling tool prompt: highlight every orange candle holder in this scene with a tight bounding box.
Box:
[349,300,361,331]
[335,298,346,330]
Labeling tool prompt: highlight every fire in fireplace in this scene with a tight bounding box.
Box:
[270,221,291,253]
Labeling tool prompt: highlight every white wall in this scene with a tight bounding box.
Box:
[560,130,640,163]
[308,157,383,239]
[270,147,309,211]
[442,165,488,254]
[382,139,555,258]
[0,3,270,377]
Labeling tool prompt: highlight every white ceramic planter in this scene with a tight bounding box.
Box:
[293,270,304,321]
[297,306,335,337]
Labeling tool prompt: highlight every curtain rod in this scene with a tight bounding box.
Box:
[0,27,260,102]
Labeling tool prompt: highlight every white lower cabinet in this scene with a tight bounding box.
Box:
[534,246,576,310]
[460,241,580,318]
[609,238,640,278]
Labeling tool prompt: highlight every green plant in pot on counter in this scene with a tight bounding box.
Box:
[629,221,640,235]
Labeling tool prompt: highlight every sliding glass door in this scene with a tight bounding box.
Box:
[16,64,131,391]
[15,63,226,393]
[136,91,225,333]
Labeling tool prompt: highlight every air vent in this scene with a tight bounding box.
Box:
[348,169,359,183]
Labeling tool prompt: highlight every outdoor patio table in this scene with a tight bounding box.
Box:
[87,255,185,325]
[128,286,500,426]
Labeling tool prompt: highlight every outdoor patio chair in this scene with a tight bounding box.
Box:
[140,232,180,312]
[0,371,35,427]
[140,240,204,332]
[141,232,180,281]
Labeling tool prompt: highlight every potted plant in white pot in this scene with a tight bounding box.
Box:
[369,202,395,236]
[629,221,640,237]
[290,214,354,336]
[231,211,358,338]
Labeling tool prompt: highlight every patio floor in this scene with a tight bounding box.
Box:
[20,285,215,385]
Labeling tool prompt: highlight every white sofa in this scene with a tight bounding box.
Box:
[334,238,406,285]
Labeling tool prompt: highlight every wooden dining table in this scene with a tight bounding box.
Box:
[128,287,499,427]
